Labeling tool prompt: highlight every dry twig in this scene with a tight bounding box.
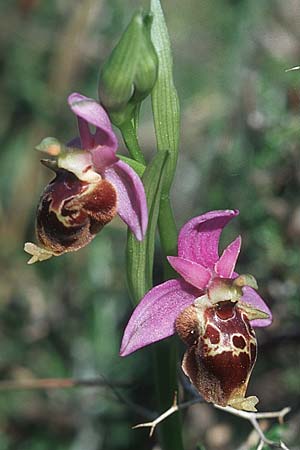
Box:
[215,404,291,449]
[0,376,291,449]
[132,392,201,437]
[133,394,291,449]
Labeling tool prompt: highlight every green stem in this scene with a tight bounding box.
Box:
[120,119,146,165]
[149,0,183,446]
[121,2,183,446]
[153,197,184,450]
[153,338,184,450]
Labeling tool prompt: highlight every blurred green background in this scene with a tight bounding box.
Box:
[1,0,300,449]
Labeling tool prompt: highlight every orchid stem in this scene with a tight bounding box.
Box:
[153,338,184,450]
[123,2,182,448]
[155,195,182,450]
[154,197,183,450]
[120,119,146,165]
[149,0,182,445]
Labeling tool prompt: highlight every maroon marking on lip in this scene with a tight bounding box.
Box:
[200,349,251,394]
[204,324,220,344]
[183,340,255,407]
[232,335,246,349]
[215,301,235,320]
[44,170,88,212]
[250,342,257,364]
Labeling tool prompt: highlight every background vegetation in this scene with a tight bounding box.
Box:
[1,0,300,448]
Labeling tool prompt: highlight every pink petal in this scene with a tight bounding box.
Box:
[120,279,199,356]
[77,118,94,148]
[241,286,272,327]
[68,92,118,151]
[215,236,242,278]
[167,256,211,290]
[90,147,119,173]
[104,160,148,241]
[178,210,239,269]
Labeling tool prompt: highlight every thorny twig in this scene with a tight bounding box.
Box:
[133,393,291,449]
[256,441,264,450]
[0,376,291,448]
[285,66,300,72]
[132,392,202,437]
[215,405,291,449]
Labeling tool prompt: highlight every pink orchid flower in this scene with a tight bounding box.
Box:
[68,93,148,240]
[25,93,148,263]
[120,210,272,411]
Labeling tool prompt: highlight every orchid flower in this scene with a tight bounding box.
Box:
[25,93,148,264]
[120,210,272,411]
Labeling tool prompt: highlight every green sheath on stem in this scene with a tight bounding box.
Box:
[126,150,169,304]
[151,0,180,268]
[119,120,146,165]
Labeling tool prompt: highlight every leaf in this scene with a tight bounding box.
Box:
[117,154,146,177]
[150,0,180,193]
[126,150,169,304]
[150,0,179,271]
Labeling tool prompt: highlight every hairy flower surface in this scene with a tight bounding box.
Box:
[25,93,148,263]
[120,210,272,411]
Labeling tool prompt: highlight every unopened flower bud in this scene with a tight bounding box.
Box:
[98,11,158,126]
[131,14,158,103]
